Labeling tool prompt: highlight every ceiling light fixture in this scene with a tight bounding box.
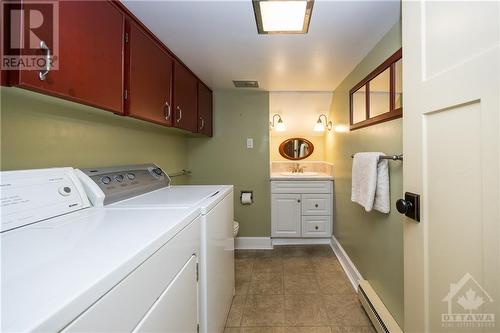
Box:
[253,0,314,34]
[314,114,332,132]
[270,113,286,131]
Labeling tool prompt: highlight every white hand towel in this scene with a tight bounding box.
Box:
[351,152,390,213]
[373,157,390,213]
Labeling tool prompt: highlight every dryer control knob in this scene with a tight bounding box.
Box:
[101,176,112,185]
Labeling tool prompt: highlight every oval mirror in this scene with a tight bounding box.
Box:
[279,138,314,160]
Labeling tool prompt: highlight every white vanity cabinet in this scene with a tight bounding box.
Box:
[271,181,333,238]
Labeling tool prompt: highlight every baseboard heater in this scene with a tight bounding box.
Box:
[358,280,403,333]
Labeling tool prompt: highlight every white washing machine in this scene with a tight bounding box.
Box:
[77,164,235,333]
[1,167,201,332]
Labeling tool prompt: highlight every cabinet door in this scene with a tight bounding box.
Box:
[127,22,173,126]
[272,194,301,237]
[133,255,198,333]
[197,81,213,136]
[10,1,125,114]
[173,61,198,132]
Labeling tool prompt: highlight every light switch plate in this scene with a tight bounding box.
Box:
[246,138,254,149]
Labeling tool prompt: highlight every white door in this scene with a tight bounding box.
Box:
[133,255,198,333]
[272,194,301,237]
[403,1,499,332]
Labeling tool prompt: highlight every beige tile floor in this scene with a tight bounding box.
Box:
[225,245,375,333]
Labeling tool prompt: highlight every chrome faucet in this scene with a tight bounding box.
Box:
[290,163,306,173]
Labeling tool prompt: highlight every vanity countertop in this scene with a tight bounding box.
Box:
[270,172,334,181]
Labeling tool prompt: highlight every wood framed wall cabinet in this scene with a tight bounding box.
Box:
[349,48,402,130]
[126,20,174,126]
[7,1,125,114]
[197,82,213,136]
[173,61,198,132]
[3,0,213,136]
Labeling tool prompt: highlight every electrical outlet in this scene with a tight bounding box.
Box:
[246,138,254,149]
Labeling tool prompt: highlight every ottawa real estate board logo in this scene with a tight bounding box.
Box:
[441,273,495,329]
[1,1,59,73]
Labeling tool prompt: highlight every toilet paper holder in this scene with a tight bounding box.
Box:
[240,190,253,205]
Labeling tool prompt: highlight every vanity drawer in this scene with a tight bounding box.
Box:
[302,216,331,237]
[301,194,332,215]
[271,181,333,194]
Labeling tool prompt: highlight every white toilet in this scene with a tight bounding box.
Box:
[233,221,239,237]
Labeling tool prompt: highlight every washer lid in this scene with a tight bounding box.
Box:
[1,206,200,332]
[0,168,90,232]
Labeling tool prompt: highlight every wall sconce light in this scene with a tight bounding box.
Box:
[313,114,333,132]
[270,114,286,131]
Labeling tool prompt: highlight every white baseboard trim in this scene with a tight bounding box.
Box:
[235,237,273,250]
[330,235,363,292]
[272,238,332,246]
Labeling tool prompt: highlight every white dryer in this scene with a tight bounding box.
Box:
[77,164,235,333]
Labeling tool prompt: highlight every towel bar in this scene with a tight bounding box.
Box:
[168,169,192,177]
[351,154,403,161]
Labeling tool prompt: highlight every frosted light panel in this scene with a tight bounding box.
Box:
[260,1,307,32]
[352,86,366,124]
[369,67,390,117]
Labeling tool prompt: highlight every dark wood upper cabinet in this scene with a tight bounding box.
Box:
[4,1,213,134]
[173,61,198,132]
[197,82,213,137]
[8,1,125,114]
[126,21,173,126]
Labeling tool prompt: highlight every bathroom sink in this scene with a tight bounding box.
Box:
[280,171,319,176]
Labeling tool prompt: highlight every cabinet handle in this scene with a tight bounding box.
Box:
[176,106,182,123]
[164,102,171,120]
[297,199,301,203]
[199,117,204,130]
[315,204,319,208]
[38,41,51,81]
[315,226,319,230]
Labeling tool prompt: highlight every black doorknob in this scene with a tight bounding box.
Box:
[396,199,413,214]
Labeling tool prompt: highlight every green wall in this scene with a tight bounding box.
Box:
[1,87,189,184]
[187,90,270,237]
[324,21,404,326]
